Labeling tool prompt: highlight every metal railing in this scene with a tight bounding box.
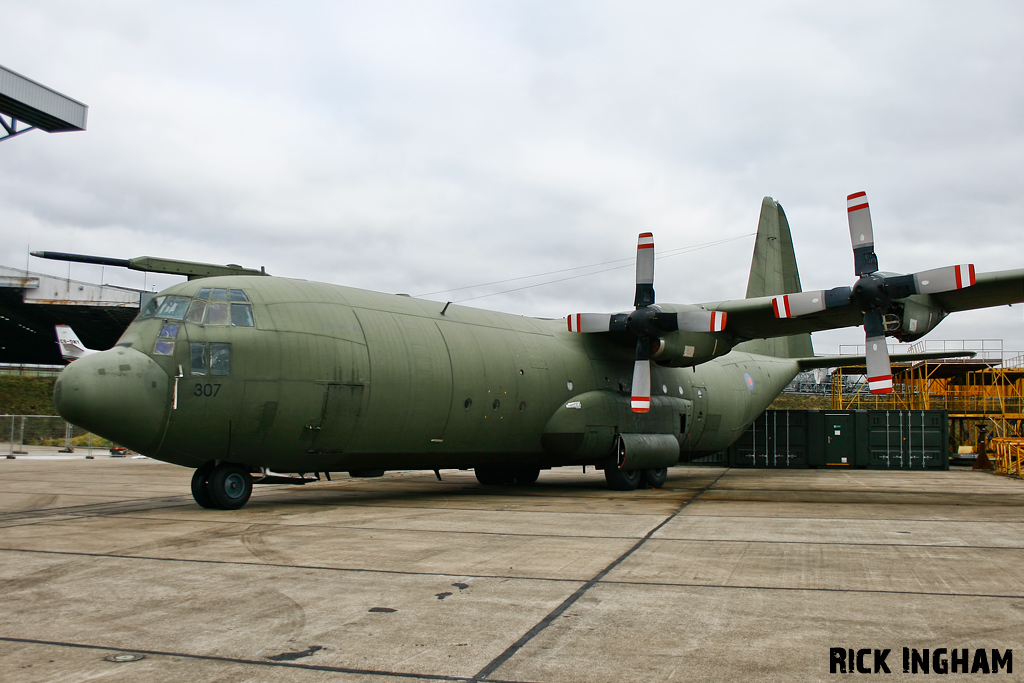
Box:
[0,363,64,377]
[906,338,1008,363]
[990,437,1024,478]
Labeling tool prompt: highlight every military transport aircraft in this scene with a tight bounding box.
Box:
[36,192,1024,510]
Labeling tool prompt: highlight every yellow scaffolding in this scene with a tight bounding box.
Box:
[830,340,1024,448]
[990,438,1024,478]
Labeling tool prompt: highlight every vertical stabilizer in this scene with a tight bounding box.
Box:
[55,324,98,362]
[735,197,814,358]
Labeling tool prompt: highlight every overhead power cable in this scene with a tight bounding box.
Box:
[415,232,754,303]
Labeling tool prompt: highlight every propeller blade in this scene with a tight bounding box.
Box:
[630,358,651,413]
[847,191,879,276]
[567,313,629,333]
[913,264,976,294]
[771,291,827,318]
[568,313,612,333]
[863,310,893,394]
[676,309,728,332]
[634,232,655,308]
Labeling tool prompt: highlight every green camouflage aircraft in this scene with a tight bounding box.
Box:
[39,193,1024,509]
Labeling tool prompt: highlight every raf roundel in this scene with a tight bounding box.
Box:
[745,373,755,391]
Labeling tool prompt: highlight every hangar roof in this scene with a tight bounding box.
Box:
[0,64,87,136]
[0,265,140,365]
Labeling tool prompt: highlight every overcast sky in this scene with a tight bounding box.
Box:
[3,1,1023,357]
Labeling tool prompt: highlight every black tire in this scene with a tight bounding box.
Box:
[207,462,253,510]
[191,461,218,509]
[605,467,642,491]
[475,465,515,485]
[643,467,668,488]
[513,467,540,485]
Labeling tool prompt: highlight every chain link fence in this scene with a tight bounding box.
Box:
[1,414,116,457]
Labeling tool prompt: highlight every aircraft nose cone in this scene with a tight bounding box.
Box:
[54,347,171,454]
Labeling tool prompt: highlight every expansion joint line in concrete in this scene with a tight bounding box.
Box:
[0,635,527,683]
[469,470,729,682]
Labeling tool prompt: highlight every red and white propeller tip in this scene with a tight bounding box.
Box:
[847,191,873,246]
[865,337,893,394]
[771,292,826,319]
[630,359,651,413]
[915,264,976,293]
[567,313,610,333]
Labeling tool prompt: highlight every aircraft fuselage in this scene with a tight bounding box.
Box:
[54,275,801,474]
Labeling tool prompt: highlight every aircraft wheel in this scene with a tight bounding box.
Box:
[605,467,642,491]
[207,462,253,510]
[514,467,540,485]
[191,461,218,509]
[475,466,515,485]
[643,468,668,488]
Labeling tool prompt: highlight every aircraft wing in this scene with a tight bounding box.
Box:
[703,295,864,341]
[928,268,1024,312]
[705,267,1024,342]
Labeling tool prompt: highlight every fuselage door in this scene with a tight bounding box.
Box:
[684,384,709,456]
[313,383,365,452]
[352,310,453,451]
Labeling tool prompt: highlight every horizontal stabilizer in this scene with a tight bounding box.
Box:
[797,350,976,370]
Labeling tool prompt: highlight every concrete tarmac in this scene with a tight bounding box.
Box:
[1,456,1023,682]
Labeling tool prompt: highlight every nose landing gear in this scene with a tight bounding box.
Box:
[191,461,253,509]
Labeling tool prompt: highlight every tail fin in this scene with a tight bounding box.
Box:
[55,325,97,362]
[734,197,814,358]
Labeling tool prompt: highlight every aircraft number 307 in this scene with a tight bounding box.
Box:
[194,383,222,397]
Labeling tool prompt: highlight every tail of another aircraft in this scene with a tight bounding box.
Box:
[55,325,97,362]
[734,197,814,358]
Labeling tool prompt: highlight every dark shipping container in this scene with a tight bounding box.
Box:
[726,410,949,470]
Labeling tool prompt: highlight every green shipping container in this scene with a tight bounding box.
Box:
[727,410,949,470]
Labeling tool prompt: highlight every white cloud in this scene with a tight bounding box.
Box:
[2,0,1024,354]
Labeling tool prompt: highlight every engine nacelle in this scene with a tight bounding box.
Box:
[886,294,948,342]
[650,329,735,367]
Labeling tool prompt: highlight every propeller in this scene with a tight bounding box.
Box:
[568,232,727,413]
[772,191,976,394]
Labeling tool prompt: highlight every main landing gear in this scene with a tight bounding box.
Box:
[474,465,541,486]
[604,466,667,491]
[191,461,253,509]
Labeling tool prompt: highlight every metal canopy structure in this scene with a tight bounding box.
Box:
[0,64,88,141]
[0,265,141,365]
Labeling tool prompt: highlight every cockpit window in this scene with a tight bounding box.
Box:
[231,303,255,326]
[190,341,231,376]
[206,303,231,325]
[190,342,207,376]
[138,296,162,320]
[210,343,231,375]
[156,296,191,320]
[188,288,254,326]
[185,299,207,323]
[138,289,254,326]
[153,324,180,356]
